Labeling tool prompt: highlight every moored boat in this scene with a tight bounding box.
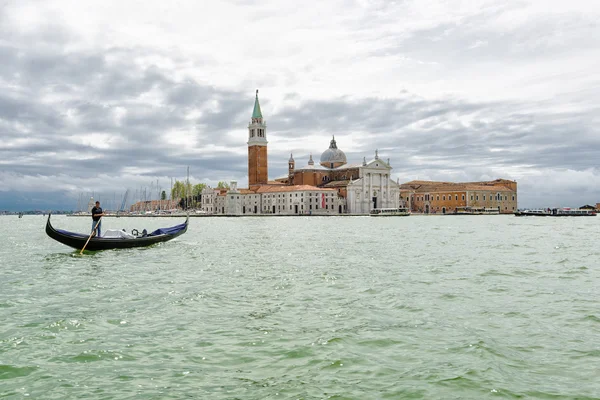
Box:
[370,207,410,216]
[514,209,550,216]
[515,208,596,217]
[451,206,500,215]
[45,213,189,251]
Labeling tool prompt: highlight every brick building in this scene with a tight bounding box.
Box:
[399,179,518,214]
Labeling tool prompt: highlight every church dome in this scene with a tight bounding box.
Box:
[320,136,347,168]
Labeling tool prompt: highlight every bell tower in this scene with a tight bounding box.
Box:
[288,153,295,185]
[248,90,268,186]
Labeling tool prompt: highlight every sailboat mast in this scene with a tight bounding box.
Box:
[186,166,190,210]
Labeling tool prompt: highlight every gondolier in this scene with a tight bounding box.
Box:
[91,201,106,237]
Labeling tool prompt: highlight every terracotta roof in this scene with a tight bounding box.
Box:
[400,179,515,193]
[322,180,351,188]
[237,189,256,194]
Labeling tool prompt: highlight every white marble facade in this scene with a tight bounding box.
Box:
[346,158,400,214]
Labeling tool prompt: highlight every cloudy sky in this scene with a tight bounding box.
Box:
[1,0,599,211]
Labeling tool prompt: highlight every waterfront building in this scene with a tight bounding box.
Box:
[198,91,516,215]
[129,200,180,213]
[399,179,518,214]
[199,91,399,215]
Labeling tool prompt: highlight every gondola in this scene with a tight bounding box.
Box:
[45,213,189,251]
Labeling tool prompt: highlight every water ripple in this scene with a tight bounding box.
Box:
[1,215,599,398]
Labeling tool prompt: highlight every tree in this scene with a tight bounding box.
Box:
[171,180,186,201]
[217,181,230,189]
[161,190,166,200]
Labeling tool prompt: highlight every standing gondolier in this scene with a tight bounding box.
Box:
[91,201,106,237]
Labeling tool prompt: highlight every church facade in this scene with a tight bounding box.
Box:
[199,91,400,215]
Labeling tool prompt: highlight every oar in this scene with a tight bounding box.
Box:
[80,217,101,255]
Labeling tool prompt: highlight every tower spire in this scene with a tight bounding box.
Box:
[252,89,263,121]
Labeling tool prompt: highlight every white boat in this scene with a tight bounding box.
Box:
[452,206,500,215]
[516,208,596,217]
[473,207,500,215]
[370,207,410,216]
[514,209,550,216]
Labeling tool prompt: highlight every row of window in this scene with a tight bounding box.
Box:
[258,204,339,212]
[411,194,516,202]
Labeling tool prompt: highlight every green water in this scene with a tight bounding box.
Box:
[1,215,599,399]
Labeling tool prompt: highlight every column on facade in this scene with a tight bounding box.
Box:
[386,174,390,207]
[369,173,373,211]
[361,174,366,214]
[378,173,381,207]
[380,173,384,207]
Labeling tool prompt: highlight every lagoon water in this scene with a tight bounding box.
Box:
[1,214,599,399]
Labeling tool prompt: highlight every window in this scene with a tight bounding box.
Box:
[436,195,439,201]
[443,195,446,201]
[462,195,465,201]
[483,195,486,200]
[476,196,479,201]
[471,195,474,200]
[455,195,458,201]
[512,196,515,201]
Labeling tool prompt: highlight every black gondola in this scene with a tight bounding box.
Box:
[45,213,189,251]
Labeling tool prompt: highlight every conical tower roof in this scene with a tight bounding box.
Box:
[252,89,263,119]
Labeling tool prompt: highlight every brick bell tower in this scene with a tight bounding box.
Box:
[248,90,268,186]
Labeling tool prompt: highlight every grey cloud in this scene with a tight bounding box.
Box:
[1,2,599,210]
[360,4,600,69]
[267,93,599,186]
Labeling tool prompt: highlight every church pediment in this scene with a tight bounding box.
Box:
[363,159,391,170]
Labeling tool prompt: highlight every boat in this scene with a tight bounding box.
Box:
[514,209,551,216]
[370,207,410,216]
[451,206,500,215]
[45,213,189,251]
[515,208,597,217]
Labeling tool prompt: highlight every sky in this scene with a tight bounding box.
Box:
[0,0,599,211]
